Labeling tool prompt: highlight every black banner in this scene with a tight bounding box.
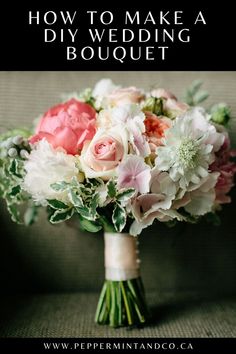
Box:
[0,338,235,353]
[0,1,235,70]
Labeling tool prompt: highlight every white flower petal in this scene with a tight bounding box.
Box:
[184,189,216,216]
[22,140,78,205]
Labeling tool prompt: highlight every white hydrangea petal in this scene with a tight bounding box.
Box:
[199,172,220,192]
[130,220,144,236]
[184,189,216,216]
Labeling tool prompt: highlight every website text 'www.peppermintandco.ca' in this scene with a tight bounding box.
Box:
[43,341,194,351]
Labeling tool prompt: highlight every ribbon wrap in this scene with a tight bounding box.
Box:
[104,232,140,281]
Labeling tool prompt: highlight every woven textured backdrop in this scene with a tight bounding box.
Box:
[0,71,236,296]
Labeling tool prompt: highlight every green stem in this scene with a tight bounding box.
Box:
[117,282,123,326]
[94,281,107,323]
[120,281,133,326]
[127,280,146,322]
[99,215,116,232]
[110,281,118,327]
[95,277,149,327]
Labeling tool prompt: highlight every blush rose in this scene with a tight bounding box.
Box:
[80,128,128,180]
[105,87,145,107]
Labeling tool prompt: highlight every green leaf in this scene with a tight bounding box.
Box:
[68,190,84,208]
[107,179,116,198]
[7,203,21,224]
[90,192,99,218]
[24,205,38,226]
[183,80,209,106]
[78,214,102,233]
[194,90,209,104]
[76,206,95,221]
[112,204,127,233]
[87,178,103,187]
[9,185,21,197]
[189,80,203,95]
[70,176,81,188]
[9,159,22,178]
[50,181,69,192]
[47,199,69,210]
[116,189,136,203]
[99,215,116,232]
[49,208,74,224]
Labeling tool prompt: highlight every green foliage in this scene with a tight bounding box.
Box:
[116,189,136,203]
[142,97,163,115]
[0,130,39,226]
[0,128,32,142]
[24,204,39,226]
[0,157,33,224]
[112,204,127,233]
[184,80,209,106]
[47,199,69,210]
[49,208,74,224]
[210,103,231,125]
[7,203,21,223]
[78,88,96,108]
[68,190,84,208]
[49,178,136,232]
[78,214,102,233]
[50,177,104,226]
[0,130,136,233]
[107,179,117,198]
[50,181,69,192]
[8,159,23,178]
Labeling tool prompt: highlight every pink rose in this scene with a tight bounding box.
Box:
[105,87,145,107]
[80,128,128,180]
[151,88,177,100]
[30,99,97,155]
[210,135,236,204]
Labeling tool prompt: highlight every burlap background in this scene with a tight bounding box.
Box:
[0,72,236,337]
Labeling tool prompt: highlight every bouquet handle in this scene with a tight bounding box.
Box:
[95,232,149,327]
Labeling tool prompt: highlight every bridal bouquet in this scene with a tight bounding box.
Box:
[0,79,235,327]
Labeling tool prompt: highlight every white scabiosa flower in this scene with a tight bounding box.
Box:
[22,139,79,205]
[155,107,225,189]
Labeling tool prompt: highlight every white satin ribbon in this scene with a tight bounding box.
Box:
[104,232,140,281]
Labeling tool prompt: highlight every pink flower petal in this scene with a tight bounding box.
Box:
[117,155,151,194]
